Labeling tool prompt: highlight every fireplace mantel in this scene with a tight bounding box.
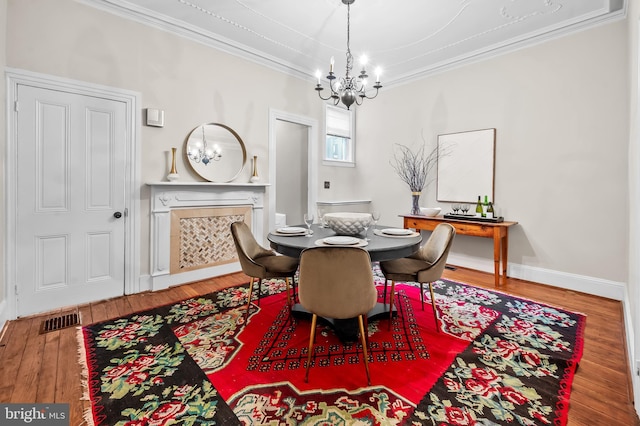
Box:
[147,182,269,290]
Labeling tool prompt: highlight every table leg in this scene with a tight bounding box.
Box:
[493,230,501,286]
[502,231,509,280]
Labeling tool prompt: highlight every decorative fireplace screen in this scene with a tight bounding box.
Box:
[170,206,251,274]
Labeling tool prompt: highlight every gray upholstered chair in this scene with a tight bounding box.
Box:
[298,246,378,385]
[380,223,455,331]
[230,221,299,321]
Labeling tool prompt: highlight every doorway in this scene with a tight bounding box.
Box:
[6,70,140,318]
[268,109,318,231]
[275,120,308,225]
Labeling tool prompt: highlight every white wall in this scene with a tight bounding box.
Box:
[355,21,630,294]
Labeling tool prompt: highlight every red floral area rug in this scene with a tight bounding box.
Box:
[78,277,585,425]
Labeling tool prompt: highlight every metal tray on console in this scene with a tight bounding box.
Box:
[444,214,504,223]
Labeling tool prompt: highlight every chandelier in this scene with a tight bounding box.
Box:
[315,0,382,110]
[187,125,222,165]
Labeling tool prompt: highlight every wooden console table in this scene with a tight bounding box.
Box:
[402,215,518,286]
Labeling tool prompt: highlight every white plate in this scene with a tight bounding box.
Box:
[323,236,360,245]
[277,227,307,234]
[381,228,413,236]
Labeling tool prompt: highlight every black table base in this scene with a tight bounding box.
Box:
[290,303,396,343]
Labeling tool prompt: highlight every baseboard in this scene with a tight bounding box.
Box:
[138,274,153,293]
[447,253,626,301]
[509,263,626,301]
[622,285,638,413]
[0,299,8,341]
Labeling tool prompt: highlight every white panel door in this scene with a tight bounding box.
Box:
[15,84,127,316]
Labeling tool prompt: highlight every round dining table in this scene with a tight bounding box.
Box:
[267,223,422,262]
[267,223,422,342]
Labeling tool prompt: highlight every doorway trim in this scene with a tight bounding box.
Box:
[5,68,141,320]
[268,109,318,231]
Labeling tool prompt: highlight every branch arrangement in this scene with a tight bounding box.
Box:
[390,143,440,192]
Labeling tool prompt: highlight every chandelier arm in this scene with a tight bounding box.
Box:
[360,87,380,100]
[315,88,333,101]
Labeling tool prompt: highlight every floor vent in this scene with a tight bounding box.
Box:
[40,311,81,334]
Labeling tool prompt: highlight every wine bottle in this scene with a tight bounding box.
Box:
[487,201,494,219]
[482,195,489,217]
[475,196,483,217]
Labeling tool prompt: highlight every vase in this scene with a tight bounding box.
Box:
[250,155,260,183]
[167,147,180,181]
[411,191,421,215]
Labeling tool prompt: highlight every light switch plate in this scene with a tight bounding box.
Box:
[145,108,164,127]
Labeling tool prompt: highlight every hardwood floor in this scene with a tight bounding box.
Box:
[0,267,638,425]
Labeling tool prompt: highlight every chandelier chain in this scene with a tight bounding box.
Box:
[345,2,352,77]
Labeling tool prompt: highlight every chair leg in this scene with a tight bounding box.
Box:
[421,282,425,310]
[256,278,263,306]
[284,277,296,326]
[383,279,388,302]
[363,314,370,347]
[304,314,318,383]
[358,315,372,386]
[292,275,298,304]
[245,277,256,321]
[388,280,396,331]
[285,277,292,307]
[429,282,439,333]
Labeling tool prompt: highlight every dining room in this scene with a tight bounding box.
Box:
[0,0,639,424]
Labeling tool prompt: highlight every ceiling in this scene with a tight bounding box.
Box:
[85,0,626,86]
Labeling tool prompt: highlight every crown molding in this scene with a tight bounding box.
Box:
[78,0,626,88]
[77,0,313,82]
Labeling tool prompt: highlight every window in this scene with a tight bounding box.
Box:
[324,105,355,167]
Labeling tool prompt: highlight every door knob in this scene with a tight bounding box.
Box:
[113,211,123,219]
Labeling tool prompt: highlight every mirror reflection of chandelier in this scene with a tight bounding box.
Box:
[315,0,382,110]
[187,125,222,165]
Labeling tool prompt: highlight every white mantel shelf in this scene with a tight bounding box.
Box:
[146,182,270,187]
[147,182,268,291]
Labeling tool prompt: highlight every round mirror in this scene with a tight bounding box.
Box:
[185,123,247,182]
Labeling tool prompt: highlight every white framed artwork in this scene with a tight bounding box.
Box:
[436,128,496,203]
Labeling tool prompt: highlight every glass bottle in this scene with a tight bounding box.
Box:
[475,196,483,217]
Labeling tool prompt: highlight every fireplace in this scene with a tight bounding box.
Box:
[148,182,268,290]
[170,206,251,274]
